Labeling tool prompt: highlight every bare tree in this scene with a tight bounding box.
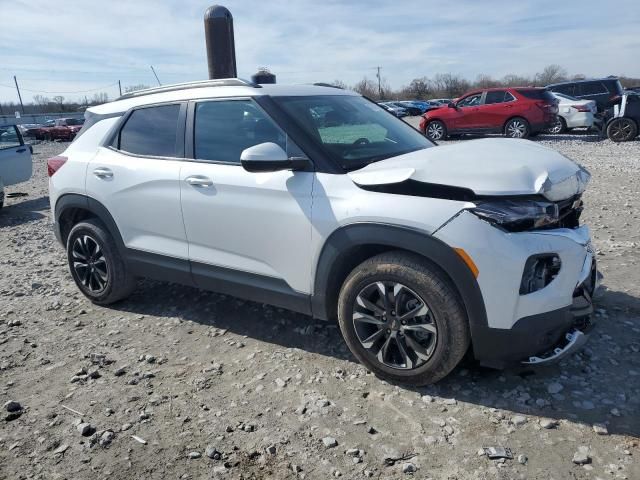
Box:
[403,77,431,100]
[501,74,532,87]
[52,96,65,112]
[91,92,109,104]
[329,80,348,89]
[432,73,470,98]
[534,64,567,86]
[475,74,500,89]
[125,84,151,93]
[352,77,378,99]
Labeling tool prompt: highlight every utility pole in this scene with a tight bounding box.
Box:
[376,66,382,100]
[13,76,25,114]
[150,66,161,86]
[118,80,122,96]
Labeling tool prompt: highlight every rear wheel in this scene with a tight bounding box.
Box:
[66,219,136,304]
[504,117,530,138]
[425,120,447,141]
[548,117,566,134]
[337,252,470,386]
[607,118,637,142]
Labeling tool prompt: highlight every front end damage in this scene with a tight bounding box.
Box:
[434,210,599,368]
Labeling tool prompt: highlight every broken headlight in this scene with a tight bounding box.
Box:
[470,200,559,232]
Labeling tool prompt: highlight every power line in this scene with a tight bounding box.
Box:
[0,82,119,94]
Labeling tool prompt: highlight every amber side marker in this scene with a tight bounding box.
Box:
[454,248,479,278]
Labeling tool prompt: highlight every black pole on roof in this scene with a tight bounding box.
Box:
[204,5,237,80]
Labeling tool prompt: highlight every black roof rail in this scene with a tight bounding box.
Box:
[116,78,260,100]
[313,82,344,89]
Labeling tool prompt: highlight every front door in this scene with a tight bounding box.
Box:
[0,125,32,187]
[452,92,484,130]
[179,98,314,300]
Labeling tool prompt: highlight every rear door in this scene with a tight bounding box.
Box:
[0,125,32,186]
[474,90,515,130]
[86,103,190,263]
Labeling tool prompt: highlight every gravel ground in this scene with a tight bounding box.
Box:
[0,132,638,480]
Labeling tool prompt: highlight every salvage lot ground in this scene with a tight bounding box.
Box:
[0,130,638,480]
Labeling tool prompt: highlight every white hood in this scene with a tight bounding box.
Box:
[348,138,590,201]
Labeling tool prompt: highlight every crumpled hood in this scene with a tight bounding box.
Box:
[348,138,590,201]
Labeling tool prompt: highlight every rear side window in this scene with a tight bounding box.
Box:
[516,89,556,102]
[484,90,511,104]
[580,82,607,95]
[118,104,180,157]
[551,84,576,96]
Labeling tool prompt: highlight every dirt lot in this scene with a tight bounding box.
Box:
[1,131,639,480]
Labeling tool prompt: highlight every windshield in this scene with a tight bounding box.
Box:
[272,95,433,171]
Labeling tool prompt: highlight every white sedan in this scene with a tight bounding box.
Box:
[549,92,597,133]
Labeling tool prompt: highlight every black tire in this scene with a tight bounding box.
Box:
[504,117,530,138]
[337,252,470,386]
[607,118,638,142]
[425,120,447,141]
[548,117,566,134]
[66,219,136,305]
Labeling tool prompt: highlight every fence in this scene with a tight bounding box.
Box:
[0,111,85,127]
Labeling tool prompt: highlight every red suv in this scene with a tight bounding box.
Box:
[419,87,558,140]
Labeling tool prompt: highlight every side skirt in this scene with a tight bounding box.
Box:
[125,248,312,316]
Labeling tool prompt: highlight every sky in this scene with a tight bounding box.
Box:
[1,0,639,103]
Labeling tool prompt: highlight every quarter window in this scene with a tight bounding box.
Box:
[193,100,287,163]
[118,104,181,157]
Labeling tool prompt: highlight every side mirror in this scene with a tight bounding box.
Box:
[240,142,311,173]
[447,101,457,108]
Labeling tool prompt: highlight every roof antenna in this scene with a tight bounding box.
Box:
[150,66,162,86]
[204,5,237,79]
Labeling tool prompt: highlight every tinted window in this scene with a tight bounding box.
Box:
[551,84,575,96]
[580,82,607,95]
[516,89,556,102]
[194,100,286,163]
[272,95,433,172]
[484,90,509,104]
[119,104,180,157]
[0,126,21,150]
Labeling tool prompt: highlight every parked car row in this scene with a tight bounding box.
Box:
[417,77,638,142]
[20,117,85,141]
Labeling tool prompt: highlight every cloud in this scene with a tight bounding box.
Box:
[1,0,639,102]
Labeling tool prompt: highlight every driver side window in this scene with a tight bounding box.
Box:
[0,126,22,150]
[457,93,482,107]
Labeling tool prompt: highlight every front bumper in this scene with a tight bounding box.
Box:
[434,211,597,367]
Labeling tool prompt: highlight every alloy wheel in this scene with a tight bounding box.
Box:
[427,122,444,140]
[352,281,437,370]
[609,119,635,142]
[72,235,108,293]
[548,120,563,134]
[507,120,527,138]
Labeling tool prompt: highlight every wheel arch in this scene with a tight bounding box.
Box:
[54,193,125,252]
[311,223,488,334]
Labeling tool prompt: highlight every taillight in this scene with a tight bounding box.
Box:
[574,105,592,112]
[47,156,67,177]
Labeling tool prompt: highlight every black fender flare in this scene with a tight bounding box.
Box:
[54,193,125,252]
[311,222,488,337]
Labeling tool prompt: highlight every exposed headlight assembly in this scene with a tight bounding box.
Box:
[470,200,559,232]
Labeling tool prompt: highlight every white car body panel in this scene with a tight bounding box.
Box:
[348,138,589,201]
[85,147,188,259]
[179,163,314,293]
[552,93,596,128]
[434,211,590,329]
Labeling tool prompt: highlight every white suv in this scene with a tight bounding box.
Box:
[48,79,597,385]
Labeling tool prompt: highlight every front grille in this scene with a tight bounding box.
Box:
[539,194,583,230]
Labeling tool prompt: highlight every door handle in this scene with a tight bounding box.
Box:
[16,148,27,153]
[93,167,113,179]
[185,175,213,187]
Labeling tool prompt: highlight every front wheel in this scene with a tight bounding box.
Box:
[504,117,530,138]
[425,120,447,141]
[337,252,470,386]
[548,117,566,134]
[607,118,637,142]
[67,219,136,305]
